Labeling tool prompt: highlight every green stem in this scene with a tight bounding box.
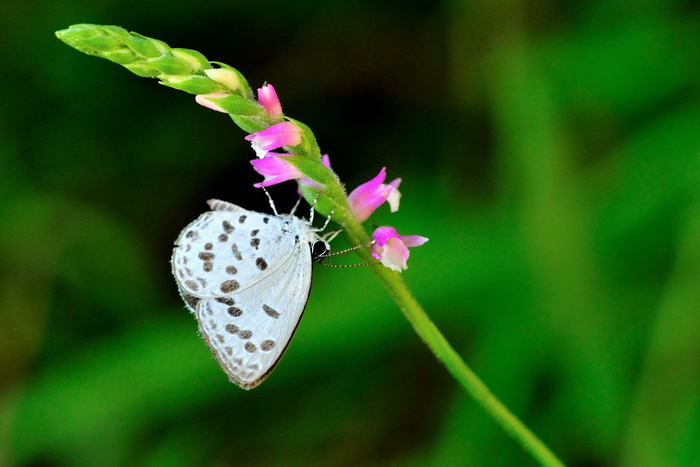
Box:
[341,217,565,467]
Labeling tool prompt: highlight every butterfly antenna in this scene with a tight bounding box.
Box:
[315,240,377,267]
[325,241,374,257]
[317,260,382,268]
[260,187,279,216]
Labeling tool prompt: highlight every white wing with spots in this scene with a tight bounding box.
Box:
[171,199,316,389]
[172,200,297,299]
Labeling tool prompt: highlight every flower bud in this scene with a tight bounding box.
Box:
[196,93,262,115]
[250,153,304,188]
[160,75,225,94]
[244,122,303,158]
[204,68,243,93]
[257,84,283,118]
[123,33,162,58]
[146,54,191,75]
[347,167,402,222]
[124,62,161,77]
[172,48,210,73]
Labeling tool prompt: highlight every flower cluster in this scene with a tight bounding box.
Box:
[198,83,428,271]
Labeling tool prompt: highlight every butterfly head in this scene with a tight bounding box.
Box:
[311,240,330,263]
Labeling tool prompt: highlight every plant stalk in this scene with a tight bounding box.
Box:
[341,218,565,467]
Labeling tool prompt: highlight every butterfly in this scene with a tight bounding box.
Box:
[171,199,332,389]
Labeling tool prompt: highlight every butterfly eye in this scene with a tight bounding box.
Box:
[311,241,329,263]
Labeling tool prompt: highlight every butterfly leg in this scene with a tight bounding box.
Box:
[307,194,320,226]
[320,229,343,243]
[261,187,279,216]
[313,209,335,233]
[289,195,303,216]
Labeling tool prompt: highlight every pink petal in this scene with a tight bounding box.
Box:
[321,154,332,168]
[349,167,386,202]
[388,178,401,189]
[371,226,428,271]
[400,235,429,247]
[386,178,402,213]
[348,167,390,222]
[250,153,303,188]
[381,237,410,271]
[372,226,399,246]
[257,84,283,117]
[244,121,302,158]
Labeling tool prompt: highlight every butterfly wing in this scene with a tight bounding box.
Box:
[195,246,311,388]
[171,200,313,388]
[172,200,296,300]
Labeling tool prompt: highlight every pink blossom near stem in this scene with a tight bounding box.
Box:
[298,154,332,191]
[371,226,429,271]
[250,153,304,188]
[347,167,402,222]
[195,91,230,113]
[257,84,283,118]
[244,121,302,158]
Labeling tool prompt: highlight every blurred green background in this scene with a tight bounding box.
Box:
[2,0,700,465]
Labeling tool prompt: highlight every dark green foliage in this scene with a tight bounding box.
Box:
[2,1,700,465]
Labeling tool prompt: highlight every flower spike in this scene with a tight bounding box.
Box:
[57,25,570,465]
[372,226,428,271]
[347,167,402,222]
[245,121,302,158]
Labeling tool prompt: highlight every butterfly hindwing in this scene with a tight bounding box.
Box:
[193,242,312,388]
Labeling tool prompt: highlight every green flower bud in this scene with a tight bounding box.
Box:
[159,75,225,94]
[208,62,252,97]
[172,48,210,73]
[56,26,125,61]
[124,62,161,78]
[204,68,242,93]
[231,115,268,134]
[56,24,103,46]
[103,49,139,65]
[146,54,190,76]
[123,32,162,58]
[202,94,263,116]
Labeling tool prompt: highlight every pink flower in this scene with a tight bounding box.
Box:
[298,154,332,191]
[244,121,302,158]
[347,167,402,222]
[250,153,303,188]
[372,226,428,272]
[257,84,283,118]
[195,91,230,113]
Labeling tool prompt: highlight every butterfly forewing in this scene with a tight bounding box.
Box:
[171,199,315,388]
[172,201,295,298]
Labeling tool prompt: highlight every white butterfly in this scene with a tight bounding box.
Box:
[171,199,332,389]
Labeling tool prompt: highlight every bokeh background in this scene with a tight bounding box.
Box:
[2,1,700,465]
